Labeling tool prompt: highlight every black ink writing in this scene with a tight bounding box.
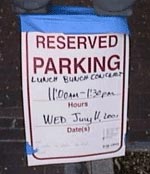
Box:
[43,114,66,125]
[63,75,88,83]
[48,87,118,101]
[31,76,58,83]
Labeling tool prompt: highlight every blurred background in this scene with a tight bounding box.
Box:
[0,0,150,173]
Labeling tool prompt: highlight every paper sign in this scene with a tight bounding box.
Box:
[21,31,129,166]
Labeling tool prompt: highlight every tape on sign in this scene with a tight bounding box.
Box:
[25,142,38,155]
[20,6,129,34]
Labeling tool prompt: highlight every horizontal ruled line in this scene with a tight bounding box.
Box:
[35,119,120,128]
[33,94,120,103]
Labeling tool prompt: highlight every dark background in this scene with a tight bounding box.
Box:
[0,0,150,173]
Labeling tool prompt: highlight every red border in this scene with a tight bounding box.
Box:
[25,33,127,160]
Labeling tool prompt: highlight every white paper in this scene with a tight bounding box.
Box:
[21,32,129,166]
